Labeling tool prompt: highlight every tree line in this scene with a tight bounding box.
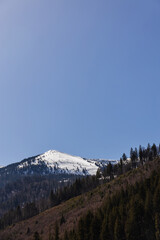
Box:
[61,160,160,240]
[32,143,160,240]
[0,174,101,229]
[0,143,160,235]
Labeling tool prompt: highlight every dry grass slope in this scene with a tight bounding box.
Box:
[0,157,160,240]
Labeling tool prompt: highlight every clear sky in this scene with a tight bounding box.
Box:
[0,0,160,166]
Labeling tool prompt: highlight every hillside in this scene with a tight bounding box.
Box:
[0,156,160,240]
[0,150,118,217]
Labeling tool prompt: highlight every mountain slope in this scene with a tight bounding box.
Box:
[1,157,159,240]
[0,150,117,217]
[17,150,98,175]
[0,150,118,178]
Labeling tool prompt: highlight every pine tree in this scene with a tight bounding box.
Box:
[78,218,85,240]
[50,190,54,207]
[147,143,151,161]
[155,213,160,240]
[33,231,41,240]
[108,208,117,239]
[16,205,22,221]
[100,215,110,240]
[90,215,101,240]
[64,231,69,240]
[122,153,127,162]
[153,186,160,213]
[54,221,59,240]
[134,148,138,162]
[27,227,30,234]
[120,158,123,175]
[152,143,157,158]
[139,145,143,165]
[114,217,122,240]
[144,191,152,218]
[60,214,65,225]
[84,211,93,240]
[96,168,101,179]
[130,148,135,168]
[125,197,144,240]
[106,162,113,180]
[158,144,160,156]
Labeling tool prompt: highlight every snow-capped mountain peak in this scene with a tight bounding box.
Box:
[0,150,118,177]
[17,150,99,175]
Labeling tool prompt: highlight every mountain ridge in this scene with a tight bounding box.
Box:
[1,156,159,240]
[0,150,118,177]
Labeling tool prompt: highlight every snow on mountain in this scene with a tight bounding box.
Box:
[0,150,118,178]
[17,150,98,175]
[90,158,118,167]
[16,150,118,176]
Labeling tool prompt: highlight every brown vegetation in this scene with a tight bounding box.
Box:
[0,157,160,240]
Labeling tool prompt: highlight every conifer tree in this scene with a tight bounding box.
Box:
[144,191,152,218]
[155,213,160,240]
[16,205,22,221]
[139,145,143,165]
[34,231,41,240]
[84,211,93,240]
[54,221,59,240]
[60,214,65,225]
[50,190,54,207]
[130,148,135,168]
[147,143,151,161]
[78,218,85,240]
[90,215,101,240]
[96,168,101,179]
[120,158,123,175]
[152,143,157,158]
[122,153,127,162]
[100,216,110,240]
[64,231,69,240]
[153,186,160,213]
[106,162,113,180]
[114,217,122,240]
[158,144,160,156]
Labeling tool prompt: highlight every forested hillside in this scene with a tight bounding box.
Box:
[0,144,160,240]
[0,150,117,218]
[0,174,80,217]
[63,162,160,240]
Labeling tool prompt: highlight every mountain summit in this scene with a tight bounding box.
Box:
[0,150,118,177]
[17,150,99,175]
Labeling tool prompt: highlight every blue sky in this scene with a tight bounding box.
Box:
[0,0,160,166]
